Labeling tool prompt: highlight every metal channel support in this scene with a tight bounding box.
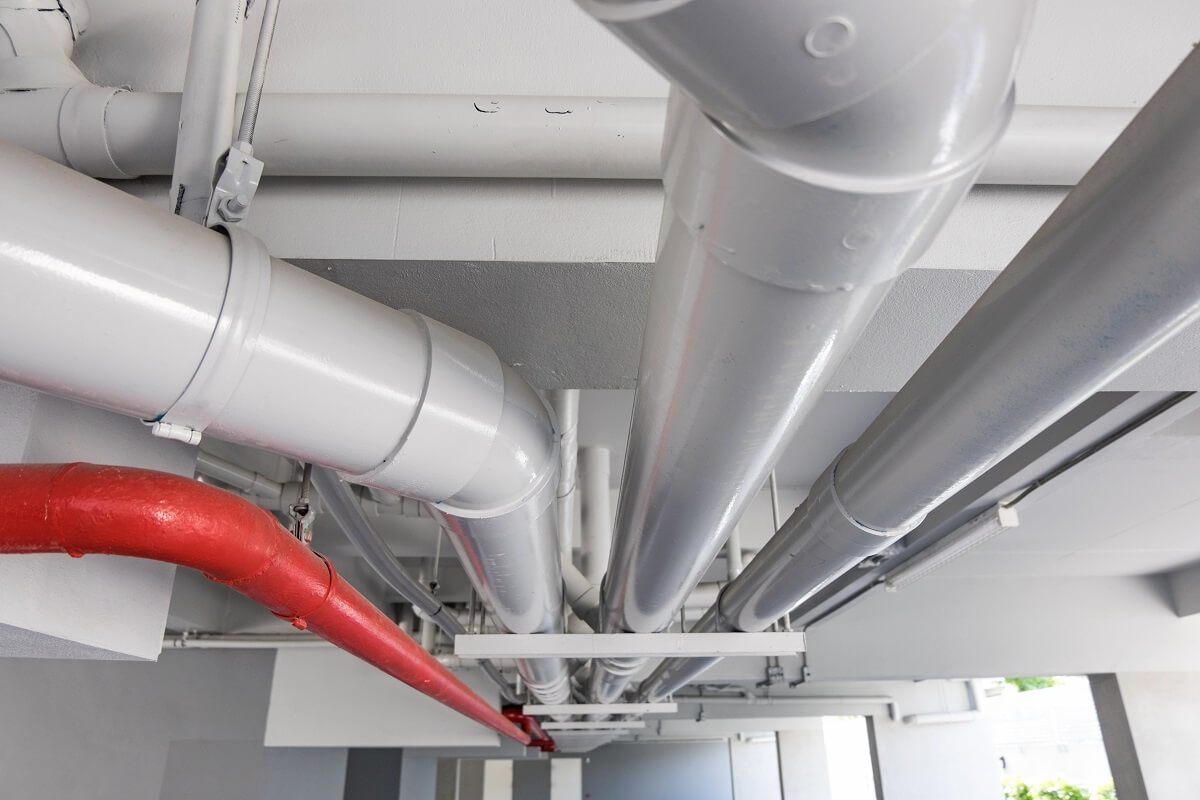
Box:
[455,632,805,660]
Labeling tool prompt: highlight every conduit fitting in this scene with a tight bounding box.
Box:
[0,463,530,745]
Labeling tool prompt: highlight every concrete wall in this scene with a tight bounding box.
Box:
[582,742,733,800]
[1090,672,1200,800]
[868,715,1003,800]
[729,737,782,800]
[777,722,832,800]
[0,649,348,800]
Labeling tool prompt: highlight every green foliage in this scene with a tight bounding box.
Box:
[1005,676,1059,692]
[1003,779,1114,800]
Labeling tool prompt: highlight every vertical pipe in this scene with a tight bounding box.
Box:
[170,0,245,222]
[549,389,580,564]
[579,446,612,586]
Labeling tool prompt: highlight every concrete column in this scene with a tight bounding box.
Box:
[343,749,402,800]
[399,754,438,800]
[867,714,1003,800]
[777,721,832,800]
[729,735,783,800]
[550,759,582,800]
[1089,672,1200,800]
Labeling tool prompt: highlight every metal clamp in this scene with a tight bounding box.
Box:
[204,142,264,227]
[149,225,272,444]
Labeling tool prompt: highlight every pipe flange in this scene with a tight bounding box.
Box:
[151,225,273,442]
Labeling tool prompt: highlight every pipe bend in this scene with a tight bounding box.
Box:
[0,462,530,744]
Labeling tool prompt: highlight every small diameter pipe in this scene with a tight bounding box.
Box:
[639,43,1200,702]
[549,389,579,564]
[237,0,281,147]
[170,0,246,223]
[195,450,284,501]
[0,91,1135,185]
[310,466,519,703]
[0,463,529,745]
[579,447,612,586]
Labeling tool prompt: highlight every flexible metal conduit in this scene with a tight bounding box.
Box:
[0,463,530,745]
[639,43,1200,701]
[310,466,520,704]
[580,0,1033,703]
[0,140,569,705]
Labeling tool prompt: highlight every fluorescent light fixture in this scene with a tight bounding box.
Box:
[884,504,1019,591]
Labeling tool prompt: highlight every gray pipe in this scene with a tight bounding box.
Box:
[640,43,1200,701]
[583,0,1033,704]
[310,467,519,704]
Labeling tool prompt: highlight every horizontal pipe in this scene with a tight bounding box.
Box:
[0,463,529,745]
[589,0,1032,704]
[0,139,568,705]
[640,43,1200,701]
[0,88,1133,185]
[195,450,285,500]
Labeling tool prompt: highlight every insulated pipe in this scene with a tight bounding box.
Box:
[309,467,520,704]
[582,0,1032,703]
[0,463,530,745]
[0,88,1134,185]
[0,140,569,705]
[639,43,1200,701]
[170,0,246,222]
[579,447,612,586]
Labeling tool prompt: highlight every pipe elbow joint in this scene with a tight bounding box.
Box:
[344,314,558,521]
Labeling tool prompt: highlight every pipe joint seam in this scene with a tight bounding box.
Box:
[59,83,129,178]
[151,223,272,440]
[828,449,921,539]
[270,551,336,631]
[345,313,507,506]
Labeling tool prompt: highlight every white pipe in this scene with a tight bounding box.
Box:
[640,43,1200,702]
[549,389,580,563]
[725,526,744,581]
[0,140,568,705]
[0,87,1135,185]
[195,450,284,500]
[170,0,246,222]
[585,0,1033,704]
[579,446,612,585]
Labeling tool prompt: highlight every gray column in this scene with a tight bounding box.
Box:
[399,755,438,800]
[777,722,832,800]
[1090,672,1200,800]
[867,714,1002,800]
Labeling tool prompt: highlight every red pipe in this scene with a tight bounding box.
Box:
[0,463,531,746]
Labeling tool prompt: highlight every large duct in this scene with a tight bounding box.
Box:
[640,43,1200,700]
[0,140,569,705]
[579,0,1033,702]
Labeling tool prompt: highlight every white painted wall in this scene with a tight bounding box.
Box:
[1091,672,1200,800]
[808,574,1200,681]
[264,648,502,748]
[868,714,1004,800]
[777,722,832,800]
[729,736,783,800]
[0,384,194,660]
[550,759,582,800]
